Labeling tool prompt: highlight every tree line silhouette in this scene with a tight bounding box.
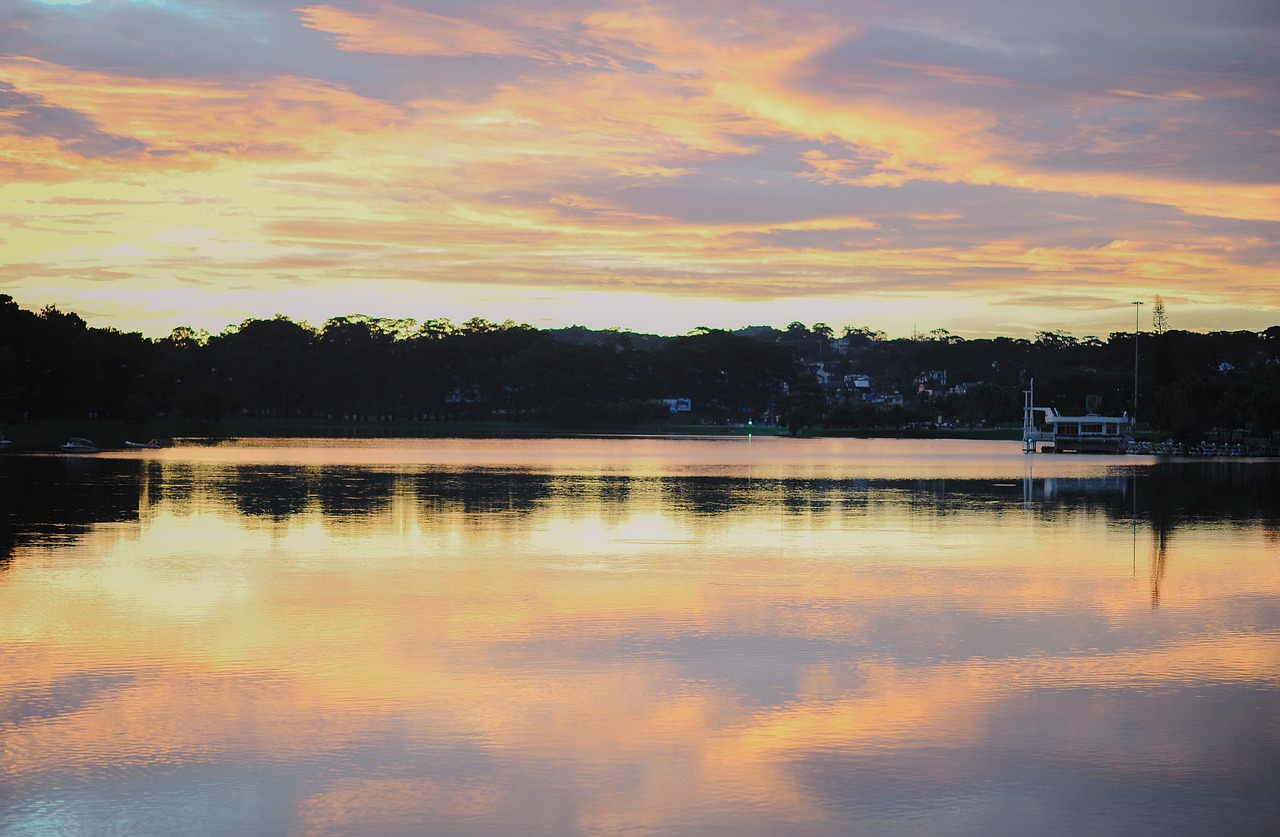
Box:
[2,294,1278,439]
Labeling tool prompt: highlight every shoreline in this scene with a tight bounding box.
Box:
[9,419,1274,455]
[0,418,1026,451]
[3,421,1276,458]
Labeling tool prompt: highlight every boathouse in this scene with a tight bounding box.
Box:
[1023,383,1133,454]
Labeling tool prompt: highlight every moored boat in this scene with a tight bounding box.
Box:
[125,438,164,449]
[60,437,100,453]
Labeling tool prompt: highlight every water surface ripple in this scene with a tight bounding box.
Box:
[2,438,1278,836]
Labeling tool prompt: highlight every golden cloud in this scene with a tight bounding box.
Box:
[299,3,525,58]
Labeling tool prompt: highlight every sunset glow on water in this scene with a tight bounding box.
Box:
[2,438,1278,835]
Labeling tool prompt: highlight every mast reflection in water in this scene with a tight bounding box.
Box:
[2,438,1278,836]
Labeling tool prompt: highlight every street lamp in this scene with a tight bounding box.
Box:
[1131,301,1143,424]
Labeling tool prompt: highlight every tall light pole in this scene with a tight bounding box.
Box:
[1131,300,1143,425]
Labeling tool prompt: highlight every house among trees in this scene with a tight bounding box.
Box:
[1,294,1277,446]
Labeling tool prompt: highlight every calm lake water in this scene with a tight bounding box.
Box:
[2,437,1278,836]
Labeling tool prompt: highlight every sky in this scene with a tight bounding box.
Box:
[1,0,1277,339]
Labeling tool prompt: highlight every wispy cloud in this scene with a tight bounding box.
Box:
[0,0,1276,337]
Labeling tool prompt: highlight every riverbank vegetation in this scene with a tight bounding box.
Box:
[2,295,1277,445]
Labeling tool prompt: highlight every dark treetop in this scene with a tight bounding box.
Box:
[2,296,1278,440]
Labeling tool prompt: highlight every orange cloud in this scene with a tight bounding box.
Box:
[1,3,1276,336]
[299,3,524,58]
[0,57,404,175]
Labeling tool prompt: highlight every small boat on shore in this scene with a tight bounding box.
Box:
[125,438,164,449]
[60,437,100,454]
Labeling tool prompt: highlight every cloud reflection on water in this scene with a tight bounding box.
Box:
[1,438,1278,835]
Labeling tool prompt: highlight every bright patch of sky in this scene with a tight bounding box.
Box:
[1,0,1277,338]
